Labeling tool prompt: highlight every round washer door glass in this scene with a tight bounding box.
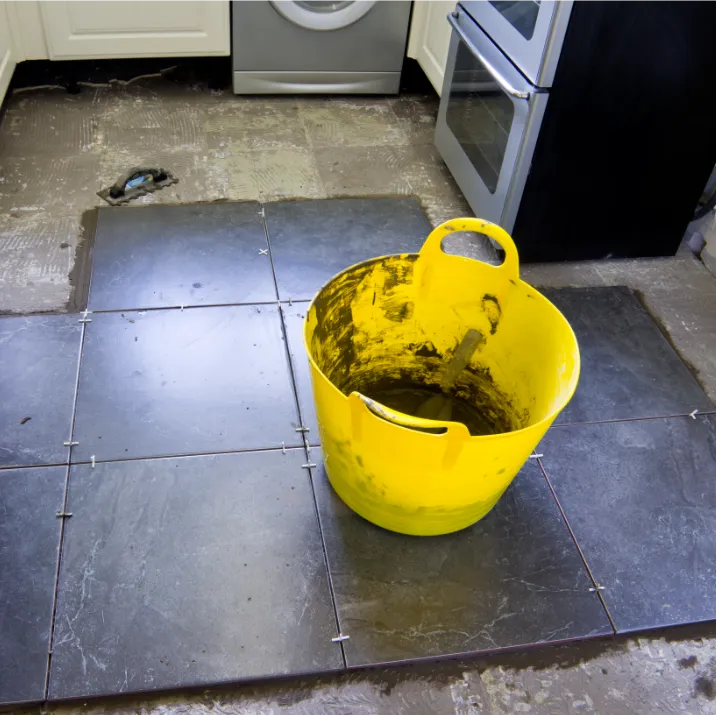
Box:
[270,1,376,31]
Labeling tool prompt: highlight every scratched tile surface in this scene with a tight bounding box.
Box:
[312,454,612,666]
[265,197,431,301]
[540,416,716,633]
[0,465,65,704]
[88,202,275,311]
[48,450,343,699]
[0,314,80,468]
[71,305,302,462]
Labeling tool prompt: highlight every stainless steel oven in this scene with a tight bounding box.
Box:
[460,1,572,87]
[435,8,549,231]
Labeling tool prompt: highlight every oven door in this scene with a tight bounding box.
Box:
[460,0,572,88]
[435,9,548,232]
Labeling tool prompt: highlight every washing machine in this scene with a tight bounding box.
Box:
[232,1,413,94]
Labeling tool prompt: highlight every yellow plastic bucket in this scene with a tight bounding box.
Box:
[304,218,580,536]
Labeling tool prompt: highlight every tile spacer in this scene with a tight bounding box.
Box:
[302,462,317,470]
[78,310,92,324]
[63,440,79,447]
[259,207,265,217]
[180,304,185,312]
[332,634,350,643]
[529,453,543,459]
[91,455,96,468]
[689,409,699,420]
[288,297,293,306]
[281,442,286,455]
[295,426,309,433]
[589,584,605,592]
[56,511,73,519]
[258,248,269,255]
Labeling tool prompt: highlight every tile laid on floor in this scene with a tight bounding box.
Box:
[281,303,317,437]
[311,454,612,666]
[72,305,302,463]
[0,466,65,705]
[0,315,81,468]
[88,203,275,311]
[265,198,431,301]
[49,450,343,700]
[540,416,716,633]
[542,287,713,424]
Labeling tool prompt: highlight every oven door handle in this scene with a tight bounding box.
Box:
[448,12,530,100]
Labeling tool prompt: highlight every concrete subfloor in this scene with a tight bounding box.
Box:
[2,80,716,714]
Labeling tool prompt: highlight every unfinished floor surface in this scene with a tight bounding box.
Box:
[1,199,715,709]
[3,83,716,715]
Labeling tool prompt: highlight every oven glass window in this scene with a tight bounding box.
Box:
[488,0,540,40]
[445,42,514,194]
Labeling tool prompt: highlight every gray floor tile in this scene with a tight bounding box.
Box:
[281,303,317,437]
[265,198,431,301]
[540,416,716,632]
[0,314,80,468]
[312,453,612,666]
[543,287,713,424]
[72,305,302,462]
[0,465,65,704]
[88,203,275,311]
[48,451,343,700]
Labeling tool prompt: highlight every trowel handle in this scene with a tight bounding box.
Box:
[419,218,520,283]
[108,167,169,200]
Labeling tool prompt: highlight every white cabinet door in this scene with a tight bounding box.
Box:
[41,1,230,60]
[0,4,18,103]
[407,1,455,96]
[5,1,49,60]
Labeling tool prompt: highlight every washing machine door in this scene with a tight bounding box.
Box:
[270,1,377,31]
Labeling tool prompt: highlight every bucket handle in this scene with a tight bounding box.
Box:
[350,392,470,470]
[419,218,520,283]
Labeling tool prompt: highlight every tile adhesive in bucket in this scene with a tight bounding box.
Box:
[304,218,580,536]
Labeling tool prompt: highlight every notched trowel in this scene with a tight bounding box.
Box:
[98,167,178,206]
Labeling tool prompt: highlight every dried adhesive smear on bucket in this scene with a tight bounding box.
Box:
[308,254,527,436]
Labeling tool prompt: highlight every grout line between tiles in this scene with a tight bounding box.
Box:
[0,459,70,472]
[553,410,716,429]
[69,443,306,468]
[90,299,283,315]
[259,202,282,304]
[43,318,87,700]
[276,304,309,449]
[273,293,346,662]
[305,457,347,668]
[274,292,345,664]
[535,457,619,635]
